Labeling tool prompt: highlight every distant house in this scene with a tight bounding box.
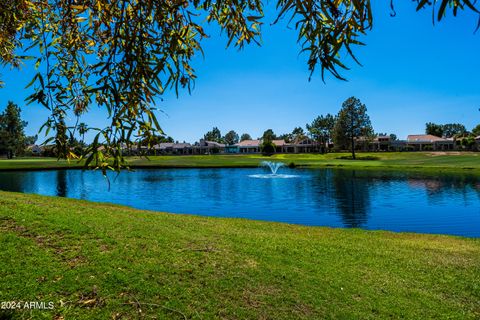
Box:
[358,135,395,152]
[173,143,192,155]
[475,136,480,151]
[353,136,376,151]
[193,139,225,154]
[26,144,43,156]
[224,145,239,153]
[289,138,316,153]
[373,135,391,151]
[236,140,261,153]
[154,142,192,155]
[154,142,174,154]
[272,139,288,153]
[406,134,454,151]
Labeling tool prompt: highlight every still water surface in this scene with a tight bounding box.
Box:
[0,168,479,237]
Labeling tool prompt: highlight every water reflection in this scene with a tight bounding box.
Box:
[0,168,479,237]
[331,170,370,228]
[56,170,68,197]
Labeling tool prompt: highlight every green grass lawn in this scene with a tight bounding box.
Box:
[1,191,479,319]
[1,152,480,174]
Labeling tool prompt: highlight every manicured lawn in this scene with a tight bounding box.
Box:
[0,157,82,170]
[0,152,480,174]
[1,191,479,319]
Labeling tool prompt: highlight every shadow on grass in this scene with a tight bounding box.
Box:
[335,155,380,161]
[0,310,14,320]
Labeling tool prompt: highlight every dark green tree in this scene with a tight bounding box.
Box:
[425,122,444,137]
[459,136,476,150]
[260,141,276,155]
[333,97,373,159]
[389,133,398,141]
[291,127,306,143]
[261,129,277,142]
[204,127,223,143]
[306,114,336,153]
[442,123,467,138]
[0,101,28,159]
[472,124,480,137]
[260,129,277,155]
[278,133,292,143]
[425,122,467,138]
[141,135,174,146]
[24,135,37,145]
[78,123,88,143]
[223,130,239,145]
[240,133,252,141]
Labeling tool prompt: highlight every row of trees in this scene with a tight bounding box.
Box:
[203,97,480,158]
[425,122,480,150]
[4,96,479,159]
[203,127,252,145]
[425,122,480,138]
[202,97,374,159]
[425,122,468,138]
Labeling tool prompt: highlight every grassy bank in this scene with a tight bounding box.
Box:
[0,191,479,319]
[1,152,480,173]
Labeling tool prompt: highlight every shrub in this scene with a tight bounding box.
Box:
[261,141,275,156]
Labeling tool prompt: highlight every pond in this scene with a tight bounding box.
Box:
[0,167,479,237]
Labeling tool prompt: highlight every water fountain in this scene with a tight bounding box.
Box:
[248,161,299,179]
[261,161,285,174]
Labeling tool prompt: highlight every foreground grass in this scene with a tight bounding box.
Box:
[0,191,479,319]
[1,152,480,174]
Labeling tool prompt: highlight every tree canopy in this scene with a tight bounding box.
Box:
[426,122,467,138]
[261,129,277,142]
[0,0,478,170]
[223,130,239,145]
[425,122,444,137]
[203,127,222,143]
[240,133,252,141]
[472,124,480,136]
[333,96,372,159]
[306,114,336,152]
[259,129,276,154]
[0,101,28,158]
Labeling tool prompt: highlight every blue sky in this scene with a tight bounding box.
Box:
[0,1,479,143]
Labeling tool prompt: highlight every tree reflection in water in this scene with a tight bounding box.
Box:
[331,170,371,228]
[56,170,68,197]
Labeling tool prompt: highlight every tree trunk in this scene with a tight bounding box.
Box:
[351,136,356,160]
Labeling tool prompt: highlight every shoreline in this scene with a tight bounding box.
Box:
[1,158,479,175]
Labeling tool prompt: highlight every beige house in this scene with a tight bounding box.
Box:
[236,140,261,153]
[235,138,316,153]
[406,134,454,151]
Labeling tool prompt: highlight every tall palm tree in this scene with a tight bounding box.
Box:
[78,123,87,143]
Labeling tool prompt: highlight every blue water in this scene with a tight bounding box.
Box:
[0,168,479,237]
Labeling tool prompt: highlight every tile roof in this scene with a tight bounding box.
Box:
[407,134,446,142]
[155,143,174,149]
[236,140,260,147]
[272,139,287,146]
[204,141,226,148]
[173,143,191,148]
